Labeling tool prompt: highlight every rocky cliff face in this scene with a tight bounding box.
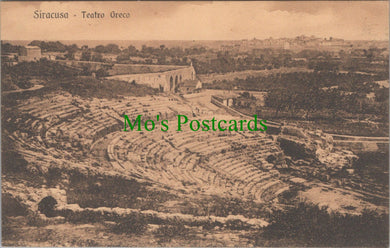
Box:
[277,126,358,172]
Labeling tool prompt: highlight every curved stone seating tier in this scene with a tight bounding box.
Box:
[180,137,231,155]
[7,93,288,203]
[18,97,81,121]
[108,127,288,202]
[105,96,192,121]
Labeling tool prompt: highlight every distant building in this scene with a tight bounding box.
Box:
[211,94,237,107]
[179,79,202,94]
[18,46,41,62]
[42,52,66,61]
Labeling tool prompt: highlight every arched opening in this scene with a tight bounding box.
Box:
[175,75,179,93]
[180,75,182,83]
[38,196,57,217]
[169,76,173,91]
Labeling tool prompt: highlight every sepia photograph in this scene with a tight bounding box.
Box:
[1,1,389,247]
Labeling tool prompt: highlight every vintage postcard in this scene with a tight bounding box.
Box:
[1,1,389,247]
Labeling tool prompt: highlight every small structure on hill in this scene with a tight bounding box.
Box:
[179,79,202,94]
[18,46,42,62]
[211,94,238,107]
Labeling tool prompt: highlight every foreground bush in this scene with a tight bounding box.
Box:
[110,214,148,235]
[154,223,189,242]
[258,202,389,247]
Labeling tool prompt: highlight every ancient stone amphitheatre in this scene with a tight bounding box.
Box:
[3,81,388,246]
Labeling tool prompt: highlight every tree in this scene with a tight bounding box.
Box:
[92,53,104,62]
[81,51,92,61]
[1,42,21,53]
[297,87,322,119]
[265,89,290,117]
[105,44,121,54]
[127,45,138,56]
[94,45,106,53]
[95,68,108,78]
[64,51,75,60]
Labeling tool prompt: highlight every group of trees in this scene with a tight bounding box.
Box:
[3,40,387,77]
[26,41,122,54]
[79,51,105,62]
[2,59,79,80]
[192,50,295,74]
[263,73,388,118]
[1,42,22,54]
[27,40,74,53]
[116,44,207,64]
[1,59,80,92]
[207,71,375,91]
[265,87,388,119]
[1,60,154,99]
[206,71,388,119]
[260,202,388,247]
[78,44,122,62]
[94,44,121,54]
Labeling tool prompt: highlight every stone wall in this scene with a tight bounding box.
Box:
[106,65,196,92]
[332,134,389,153]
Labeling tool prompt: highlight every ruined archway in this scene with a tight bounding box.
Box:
[38,196,57,217]
[169,76,173,91]
[174,75,179,93]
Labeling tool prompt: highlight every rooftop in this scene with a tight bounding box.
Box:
[181,79,200,87]
[213,93,238,100]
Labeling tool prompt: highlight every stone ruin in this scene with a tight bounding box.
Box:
[277,126,358,173]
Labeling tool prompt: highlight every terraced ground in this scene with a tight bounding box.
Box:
[4,91,288,203]
[104,128,288,202]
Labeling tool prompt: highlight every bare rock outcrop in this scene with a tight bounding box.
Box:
[2,181,67,213]
[277,126,358,172]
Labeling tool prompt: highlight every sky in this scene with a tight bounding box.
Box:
[1,1,388,40]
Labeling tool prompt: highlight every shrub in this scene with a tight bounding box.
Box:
[110,214,147,235]
[63,209,104,224]
[26,213,50,227]
[2,193,29,217]
[2,151,28,174]
[154,223,189,242]
[259,202,389,247]
[67,170,141,208]
[225,219,251,230]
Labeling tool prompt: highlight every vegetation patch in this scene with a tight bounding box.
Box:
[256,202,389,247]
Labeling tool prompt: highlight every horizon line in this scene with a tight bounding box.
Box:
[3,39,389,42]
